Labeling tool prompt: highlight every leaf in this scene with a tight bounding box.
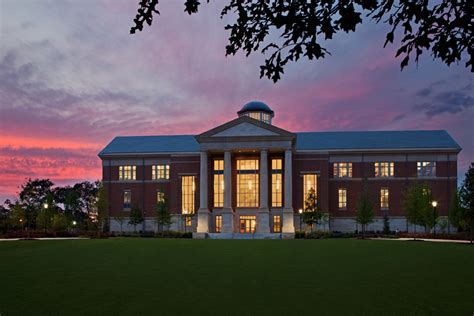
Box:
[400,55,409,70]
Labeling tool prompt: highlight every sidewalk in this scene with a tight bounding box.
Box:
[0,237,89,242]
[371,237,472,244]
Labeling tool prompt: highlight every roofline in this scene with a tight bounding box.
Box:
[98,151,200,158]
[296,147,462,154]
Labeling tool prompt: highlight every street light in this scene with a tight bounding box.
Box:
[43,203,49,209]
[298,208,303,232]
[431,201,437,236]
[72,221,77,226]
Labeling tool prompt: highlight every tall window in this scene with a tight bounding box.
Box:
[237,160,259,208]
[156,191,165,204]
[213,160,224,208]
[123,190,131,209]
[417,161,436,177]
[380,188,389,209]
[338,188,347,209]
[215,215,222,233]
[271,159,283,207]
[303,174,317,208]
[152,164,170,180]
[273,215,281,233]
[334,163,352,178]
[181,176,195,214]
[119,165,136,180]
[375,162,394,177]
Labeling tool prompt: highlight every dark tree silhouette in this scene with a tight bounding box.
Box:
[130,0,473,82]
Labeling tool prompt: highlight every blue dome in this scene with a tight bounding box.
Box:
[237,101,274,116]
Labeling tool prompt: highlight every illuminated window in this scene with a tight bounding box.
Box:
[303,174,317,208]
[123,190,131,209]
[185,216,192,226]
[119,166,136,180]
[237,160,259,208]
[244,112,271,124]
[273,215,281,233]
[156,191,165,204]
[417,161,436,177]
[239,216,256,233]
[380,188,389,209]
[271,159,283,207]
[181,176,195,215]
[375,162,394,177]
[338,188,347,209]
[213,160,224,208]
[334,163,352,178]
[152,164,170,180]
[215,215,222,233]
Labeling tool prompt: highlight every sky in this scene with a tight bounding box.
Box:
[0,0,473,202]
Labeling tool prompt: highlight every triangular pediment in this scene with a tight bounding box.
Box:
[196,116,295,143]
[213,122,279,137]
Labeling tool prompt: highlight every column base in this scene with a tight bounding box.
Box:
[196,208,210,233]
[256,208,270,233]
[282,208,295,233]
[222,208,234,233]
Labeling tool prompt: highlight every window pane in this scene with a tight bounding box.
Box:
[237,160,259,207]
[271,159,283,207]
[273,215,281,233]
[182,176,195,214]
[338,189,347,209]
[215,215,222,233]
[303,174,317,210]
[380,188,389,209]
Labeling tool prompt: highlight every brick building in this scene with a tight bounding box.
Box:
[98,101,461,238]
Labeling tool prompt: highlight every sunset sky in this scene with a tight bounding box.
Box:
[0,0,472,202]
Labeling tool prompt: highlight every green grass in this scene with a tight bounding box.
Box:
[0,239,473,316]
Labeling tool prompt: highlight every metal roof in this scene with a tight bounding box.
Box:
[237,101,274,116]
[98,130,460,156]
[295,130,461,151]
[98,135,199,156]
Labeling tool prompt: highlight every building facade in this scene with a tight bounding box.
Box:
[99,101,461,238]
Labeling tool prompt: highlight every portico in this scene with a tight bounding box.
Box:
[194,105,296,237]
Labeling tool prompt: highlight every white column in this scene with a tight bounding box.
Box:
[257,150,270,233]
[282,149,295,233]
[196,151,209,233]
[222,151,234,233]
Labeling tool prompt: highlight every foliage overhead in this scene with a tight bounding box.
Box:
[131,0,473,82]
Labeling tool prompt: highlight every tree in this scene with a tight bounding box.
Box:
[155,195,171,233]
[52,213,69,233]
[459,163,474,243]
[36,206,54,233]
[450,189,466,232]
[9,202,26,230]
[301,188,323,232]
[383,214,390,235]
[114,214,126,234]
[95,183,109,234]
[355,181,374,238]
[0,201,11,234]
[404,182,431,238]
[129,205,144,233]
[131,1,473,82]
[19,178,54,230]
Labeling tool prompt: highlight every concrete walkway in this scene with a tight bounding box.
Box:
[0,237,89,242]
[371,237,472,244]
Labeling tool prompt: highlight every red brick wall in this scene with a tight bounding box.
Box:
[102,151,457,218]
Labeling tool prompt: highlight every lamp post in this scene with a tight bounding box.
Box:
[183,210,187,234]
[298,208,303,232]
[431,201,437,237]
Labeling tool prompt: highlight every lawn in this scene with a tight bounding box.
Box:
[0,239,473,316]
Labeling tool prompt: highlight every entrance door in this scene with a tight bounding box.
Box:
[240,216,256,233]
